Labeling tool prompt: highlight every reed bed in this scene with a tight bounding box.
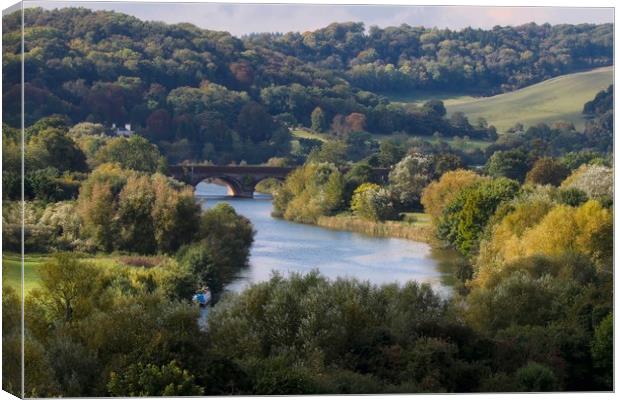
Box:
[316,215,433,243]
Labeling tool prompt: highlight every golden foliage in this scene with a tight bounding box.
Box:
[421,169,484,223]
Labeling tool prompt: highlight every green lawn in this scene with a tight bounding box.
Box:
[371,133,492,151]
[447,66,613,133]
[382,89,477,106]
[382,66,613,134]
[2,253,46,293]
[2,253,153,294]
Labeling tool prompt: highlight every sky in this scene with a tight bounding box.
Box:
[25,1,614,36]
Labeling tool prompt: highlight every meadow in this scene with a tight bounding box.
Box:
[386,66,613,133]
[447,67,613,132]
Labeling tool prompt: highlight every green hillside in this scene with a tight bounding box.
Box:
[445,66,613,133]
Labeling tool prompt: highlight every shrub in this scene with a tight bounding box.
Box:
[515,362,559,392]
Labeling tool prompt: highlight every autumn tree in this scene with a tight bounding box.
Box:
[525,157,569,186]
[421,169,485,223]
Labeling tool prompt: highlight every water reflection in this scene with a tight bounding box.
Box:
[196,182,462,297]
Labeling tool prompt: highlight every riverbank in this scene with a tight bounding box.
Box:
[316,214,434,243]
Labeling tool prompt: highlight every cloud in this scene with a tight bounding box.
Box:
[27,1,613,36]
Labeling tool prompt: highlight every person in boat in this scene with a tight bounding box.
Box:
[192,286,212,307]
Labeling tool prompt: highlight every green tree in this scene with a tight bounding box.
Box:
[27,128,88,172]
[485,150,530,182]
[95,135,164,173]
[591,313,613,387]
[515,362,559,392]
[438,177,520,255]
[198,203,255,274]
[107,361,203,396]
[35,253,100,323]
[176,243,221,293]
[311,106,327,132]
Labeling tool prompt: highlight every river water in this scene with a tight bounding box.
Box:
[197,183,461,297]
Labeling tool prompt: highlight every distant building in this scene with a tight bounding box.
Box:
[111,123,133,137]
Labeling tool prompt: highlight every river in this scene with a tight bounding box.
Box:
[196,183,461,298]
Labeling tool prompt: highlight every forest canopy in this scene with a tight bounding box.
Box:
[2,8,613,165]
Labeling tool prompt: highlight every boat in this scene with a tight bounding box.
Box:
[192,287,212,307]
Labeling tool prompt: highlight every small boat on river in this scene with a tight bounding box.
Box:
[192,287,212,307]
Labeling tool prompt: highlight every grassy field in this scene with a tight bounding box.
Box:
[2,253,46,293]
[371,133,492,151]
[446,66,613,133]
[2,253,165,294]
[291,128,329,142]
[383,66,613,133]
[381,89,477,106]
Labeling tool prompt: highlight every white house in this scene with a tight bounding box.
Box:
[111,123,133,137]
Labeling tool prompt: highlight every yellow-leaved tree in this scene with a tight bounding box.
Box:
[421,169,485,224]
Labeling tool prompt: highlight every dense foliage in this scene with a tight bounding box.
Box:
[248,21,612,93]
[4,8,611,166]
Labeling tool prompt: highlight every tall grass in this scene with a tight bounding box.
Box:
[316,215,433,243]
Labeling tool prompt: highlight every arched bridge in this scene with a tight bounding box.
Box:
[167,165,390,198]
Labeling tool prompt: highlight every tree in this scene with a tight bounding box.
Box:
[198,203,255,274]
[438,177,520,255]
[423,99,446,117]
[274,163,345,223]
[485,150,530,182]
[388,153,433,210]
[95,135,165,173]
[27,128,88,172]
[78,181,118,252]
[525,157,569,186]
[68,122,106,137]
[343,162,378,204]
[310,107,326,132]
[421,169,484,223]
[176,243,222,293]
[376,140,405,168]
[345,112,367,132]
[450,112,471,130]
[561,164,613,202]
[515,362,559,392]
[107,361,203,396]
[307,141,348,166]
[591,313,612,387]
[36,253,100,323]
[350,183,395,221]
[236,102,275,142]
[117,175,158,254]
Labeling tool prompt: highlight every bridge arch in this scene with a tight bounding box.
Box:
[197,177,247,197]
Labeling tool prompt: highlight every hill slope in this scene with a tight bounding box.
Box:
[446,66,613,132]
